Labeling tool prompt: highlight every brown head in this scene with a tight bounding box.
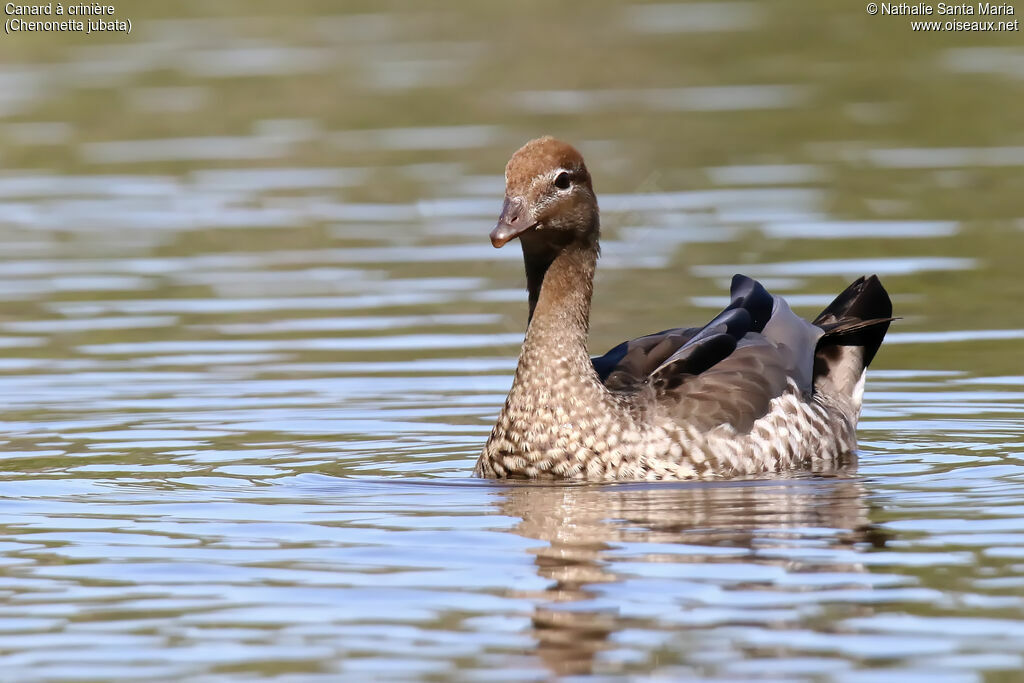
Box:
[490,137,599,250]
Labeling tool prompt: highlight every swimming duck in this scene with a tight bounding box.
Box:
[475,137,892,481]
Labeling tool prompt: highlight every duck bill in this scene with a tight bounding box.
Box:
[489,197,535,248]
[490,222,535,248]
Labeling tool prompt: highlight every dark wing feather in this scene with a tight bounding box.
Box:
[592,327,701,391]
[650,333,738,391]
[594,275,828,433]
[726,273,774,331]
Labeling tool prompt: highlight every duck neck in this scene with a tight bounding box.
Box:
[519,240,598,374]
[523,241,558,324]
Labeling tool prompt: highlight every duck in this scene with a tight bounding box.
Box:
[474,137,893,481]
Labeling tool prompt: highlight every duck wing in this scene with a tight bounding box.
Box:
[594,275,826,432]
[591,326,702,391]
[650,333,802,433]
[591,273,777,391]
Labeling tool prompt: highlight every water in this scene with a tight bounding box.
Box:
[0,1,1022,680]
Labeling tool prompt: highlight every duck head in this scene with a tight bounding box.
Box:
[490,137,599,250]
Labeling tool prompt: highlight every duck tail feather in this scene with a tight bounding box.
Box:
[812,275,893,406]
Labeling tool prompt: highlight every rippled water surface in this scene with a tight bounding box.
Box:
[1,2,1023,681]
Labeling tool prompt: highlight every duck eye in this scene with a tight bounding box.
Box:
[553,171,571,190]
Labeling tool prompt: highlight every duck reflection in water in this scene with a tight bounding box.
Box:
[497,474,886,677]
